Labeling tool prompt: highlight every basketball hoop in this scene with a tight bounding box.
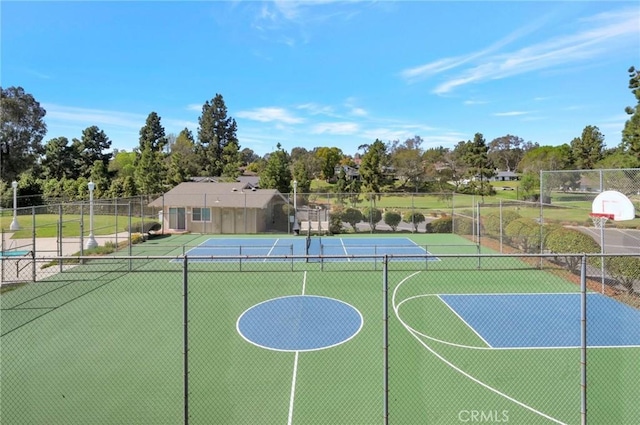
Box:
[589,212,614,229]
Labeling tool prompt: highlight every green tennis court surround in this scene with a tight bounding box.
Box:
[1,233,638,424]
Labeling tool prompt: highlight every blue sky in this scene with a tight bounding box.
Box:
[2,1,639,158]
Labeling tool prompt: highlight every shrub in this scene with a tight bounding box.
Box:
[361,207,382,231]
[341,208,363,232]
[606,256,640,295]
[130,233,146,244]
[453,216,473,235]
[329,206,344,234]
[126,221,161,234]
[383,211,402,232]
[483,210,521,238]
[403,211,425,233]
[545,228,600,273]
[428,216,452,233]
[504,218,540,253]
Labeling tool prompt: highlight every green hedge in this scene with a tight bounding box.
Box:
[126,221,161,234]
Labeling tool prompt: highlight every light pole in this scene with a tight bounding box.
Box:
[85,181,98,249]
[292,180,299,234]
[9,181,20,231]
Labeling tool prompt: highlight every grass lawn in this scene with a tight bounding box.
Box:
[0,214,148,238]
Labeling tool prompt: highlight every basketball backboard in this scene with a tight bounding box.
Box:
[591,190,636,221]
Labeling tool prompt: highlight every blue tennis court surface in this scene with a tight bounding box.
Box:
[440,293,640,348]
[237,295,362,352]
[184,237,439,262]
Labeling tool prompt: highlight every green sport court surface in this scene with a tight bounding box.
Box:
[1,234,638,424]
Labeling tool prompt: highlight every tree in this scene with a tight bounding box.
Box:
[240,147,260,166]
[74,126,112,178]
[390,136,425,191]
[570,125,604,169]
[460,133,495,197]
[196,94,239,176]
[383,211,402,232]
[41,137,75,180]
[221,139,242,179]
[166,128,199,184]
[488,135,535,172]
[361,206,382,231]
[0,86,47,182]
[335,167,348,205]
[89,160,111,198]
[403,211,425,233]
[315,147,342,181]
[139,112,168,152]
[622,66,640,163]
[341,208,363,232]
[518,145,572,174]
[135,147,166,195]
[423,146,453,192]
[259,143,291,194]
[109,150,137,179]
[359,139,387,202]
[291,159,311,199]
[135,113,167,194]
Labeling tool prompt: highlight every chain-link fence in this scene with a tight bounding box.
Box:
[2,182,638,257]
[2,252,639,424]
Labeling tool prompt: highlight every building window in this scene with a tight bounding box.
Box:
[193,207,211,222]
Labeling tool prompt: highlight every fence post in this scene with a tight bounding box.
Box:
[183,256,189,425]
[32,206,36,281]
[499,200,503,253]
[80,204,85,260]
[580,254,587,425]
[382,255,389,425]
[128,202,132,272]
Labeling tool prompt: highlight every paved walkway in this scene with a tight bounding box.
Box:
[2,232,131,257]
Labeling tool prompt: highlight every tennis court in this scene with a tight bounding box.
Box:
[1,233,638,424]
[182,236,442,263]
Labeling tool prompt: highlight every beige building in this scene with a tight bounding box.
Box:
[149,182,290,234]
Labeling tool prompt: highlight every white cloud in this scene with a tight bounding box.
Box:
[402,6,640,94]
[400,13,550,83]
[350,107,367,117]
[464,100,489,106]
[493,111,530,117]
[236,107,304,124]
[186,104,202,112]
[296,103,335,116]
[43,103,145,130]
[312,122,359,135]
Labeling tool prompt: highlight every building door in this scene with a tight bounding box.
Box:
[169,207,186,230]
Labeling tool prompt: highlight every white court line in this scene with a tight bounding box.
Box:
[287,270,307,425]
[392,271,567,425]
[437,295,493,348]
[264,238,280,262]
[287,351,300,425]
[339,238,351,261]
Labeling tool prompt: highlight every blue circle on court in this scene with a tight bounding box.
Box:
[237,295,363,352]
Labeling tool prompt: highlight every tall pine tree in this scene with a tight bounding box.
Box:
[134,112,167,195]
[196,94,240,177]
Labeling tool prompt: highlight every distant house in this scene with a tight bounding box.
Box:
[489,170,520,182]
[149,182,289,234]
[334,165,360,181]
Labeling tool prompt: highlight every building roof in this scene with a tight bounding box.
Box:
[149,182,287,209]
[496,170,520,177]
